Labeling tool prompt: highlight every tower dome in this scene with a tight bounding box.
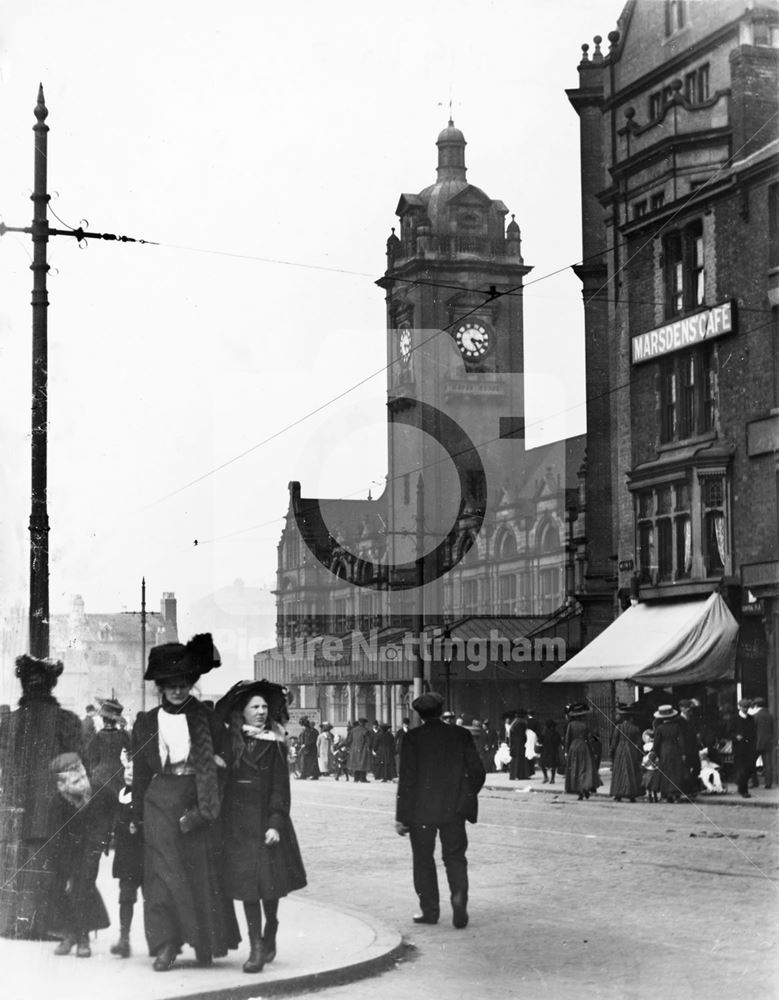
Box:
[435,119,467,182]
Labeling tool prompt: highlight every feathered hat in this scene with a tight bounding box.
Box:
[144,633,221,683]
[213,679,292,726]
[15,653,64,691]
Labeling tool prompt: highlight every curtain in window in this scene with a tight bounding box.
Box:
[683,517,692,574]
[713,512,726,565]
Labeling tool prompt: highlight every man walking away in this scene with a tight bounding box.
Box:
[395,692,485,929]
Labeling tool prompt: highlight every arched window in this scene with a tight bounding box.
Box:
[539,521,560,552]
[498,530,517,559]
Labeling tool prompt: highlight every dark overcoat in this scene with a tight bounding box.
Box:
[112,786,143,883]
[396,718,486,827]
[86,727,130,798]
[220,732,307,901]
[652,718,687,799]
[346,722,372,772]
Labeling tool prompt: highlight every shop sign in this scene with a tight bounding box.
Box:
[631,300,735,364]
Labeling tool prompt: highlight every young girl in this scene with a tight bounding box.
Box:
[640,729,661,803]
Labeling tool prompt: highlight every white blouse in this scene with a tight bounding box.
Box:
[158,709,191,767]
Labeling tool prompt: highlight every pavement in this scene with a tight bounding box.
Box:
[3,768,774,1000]
[482,766,779,807]
[1,870,404,1000]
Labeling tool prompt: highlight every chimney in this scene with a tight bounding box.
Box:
[161,592,178,641]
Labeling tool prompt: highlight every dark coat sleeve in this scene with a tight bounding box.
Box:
[130,711,155,825]
[267,741,291,832]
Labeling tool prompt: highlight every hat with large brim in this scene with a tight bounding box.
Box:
[214,679,292,727]
[15,653,64,687]
[566,702,590,718]
[616,702,642,717]
[653,704,678,720]
[144,633,221,683]
[97,697,124,721]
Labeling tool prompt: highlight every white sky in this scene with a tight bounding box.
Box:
[0,0,626,647]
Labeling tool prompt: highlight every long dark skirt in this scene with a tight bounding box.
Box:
[142,775,239,957]
[609,730,644,799]
[565,738,596,793]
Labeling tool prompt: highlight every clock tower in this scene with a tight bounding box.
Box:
[377,121,542,617]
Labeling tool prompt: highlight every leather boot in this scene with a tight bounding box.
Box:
[110,902,133,957]
[153,942,178,972]
[76,933,91,958]
[243,902,264,974]
[54,935,76,956]
[262,918,278,964]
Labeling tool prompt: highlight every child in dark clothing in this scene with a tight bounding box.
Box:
[47,753,112,956]
[109,750,143,957]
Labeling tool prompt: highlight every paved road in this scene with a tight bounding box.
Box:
[289,776,778,1000]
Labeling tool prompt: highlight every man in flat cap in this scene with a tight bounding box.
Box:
[395,691,485,929]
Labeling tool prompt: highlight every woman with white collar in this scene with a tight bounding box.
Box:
[132,634,239,972]
[215,680,307,974]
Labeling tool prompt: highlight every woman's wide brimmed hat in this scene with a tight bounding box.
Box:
[653,704,678,720]
[97,697,124,721]
[616,702,642,716]
[214,679,292,726]
[144,633,221,683]
[566,702,590,718]
[15,653,63,687]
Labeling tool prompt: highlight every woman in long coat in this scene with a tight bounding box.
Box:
[215,680,307,974]
[132,634,239,972]
[297,718,320,780]
[346,717,372,782]
[538,719,562,784]
[316,723,334,776]
[373,724,396,782]
[86,698,130,799]
[608,705,644,802]
[652,704,688,803]
[564,704,598,799]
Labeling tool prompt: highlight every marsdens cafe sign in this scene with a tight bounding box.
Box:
[631,300,735,364]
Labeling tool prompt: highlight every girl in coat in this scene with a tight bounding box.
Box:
[131,634,239,972]
[109,750,143,957]
[538,719,562,784]
[608,705,644,802]
[215,680,307,975]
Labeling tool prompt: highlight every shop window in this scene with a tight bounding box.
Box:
[518,574,531,613]
[664,220,704,317]
[684,65,709,104]
[660,343,716,443]
[499,574,517,614]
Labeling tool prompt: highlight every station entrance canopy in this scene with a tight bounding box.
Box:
[544,593,738,687]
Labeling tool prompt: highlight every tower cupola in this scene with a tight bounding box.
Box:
[436,119,467,181]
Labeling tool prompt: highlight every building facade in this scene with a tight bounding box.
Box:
[257,124,586,728]
[564,1,779,726]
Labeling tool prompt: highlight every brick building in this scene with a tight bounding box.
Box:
[256,123,586,728]
[551,1,779,738]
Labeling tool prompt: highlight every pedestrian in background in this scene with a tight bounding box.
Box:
[480,719,499,773]
[215,680,307,974]
[131,634,239,972]
[677,699,701,799]
[751,697,774,789]
[317,722,334,777]
[81,704,99,746]
[652,705,687,804]
[86,697,129,801]
[538,719,562,784]
[396,692,485,929]
[332,734,349,780]
[564,703,598,800]
[297,717,320,780]
[731,698,756,799]
[374,723,397,782]
[508,710,530,780]
[395,717,411,775]
[346,717,372,782]
[608,704,643,802]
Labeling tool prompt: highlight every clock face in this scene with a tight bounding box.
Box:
[455,322,490,360]
[399,328,412,364]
